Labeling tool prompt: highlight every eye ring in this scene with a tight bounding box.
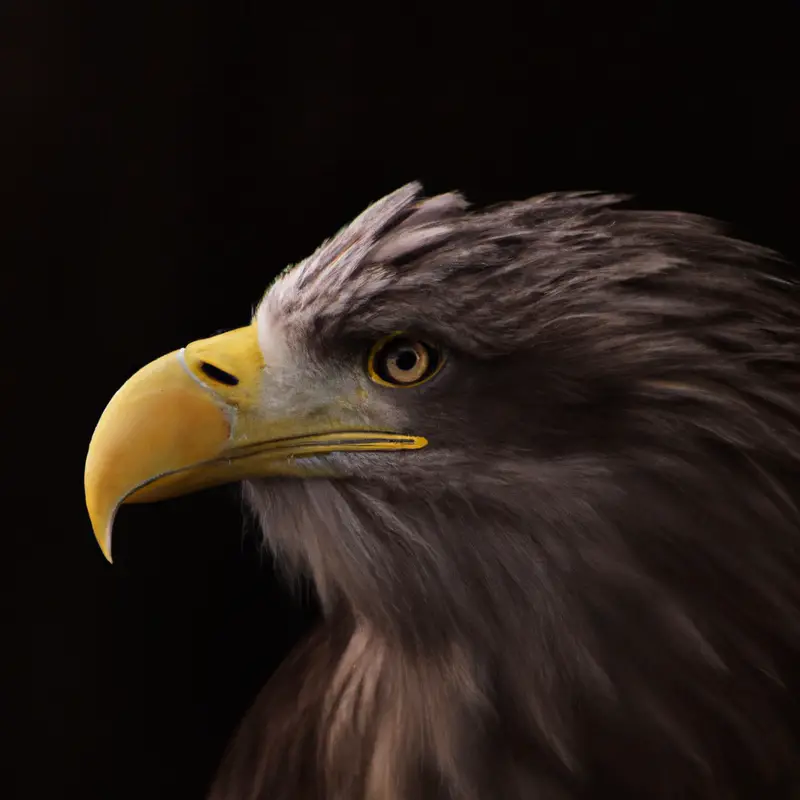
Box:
[367,332,445,388]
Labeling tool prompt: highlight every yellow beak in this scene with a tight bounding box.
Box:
[84,324,426,563]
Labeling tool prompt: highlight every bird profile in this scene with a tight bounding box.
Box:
[84,183,800,799]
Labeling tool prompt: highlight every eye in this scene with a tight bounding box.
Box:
[367,333,444,388]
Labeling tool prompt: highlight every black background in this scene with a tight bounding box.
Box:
[5,4,798,799]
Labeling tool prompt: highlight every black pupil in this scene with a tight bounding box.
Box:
[393,347,419,372]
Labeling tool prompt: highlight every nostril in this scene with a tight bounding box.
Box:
[199,362,239,386]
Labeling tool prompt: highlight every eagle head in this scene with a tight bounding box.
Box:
[85,183,800,798]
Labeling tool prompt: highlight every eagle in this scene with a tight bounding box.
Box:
[84,183,800,799]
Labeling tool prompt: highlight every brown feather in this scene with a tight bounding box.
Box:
[208,612,353,800]
[209,184,800,798]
